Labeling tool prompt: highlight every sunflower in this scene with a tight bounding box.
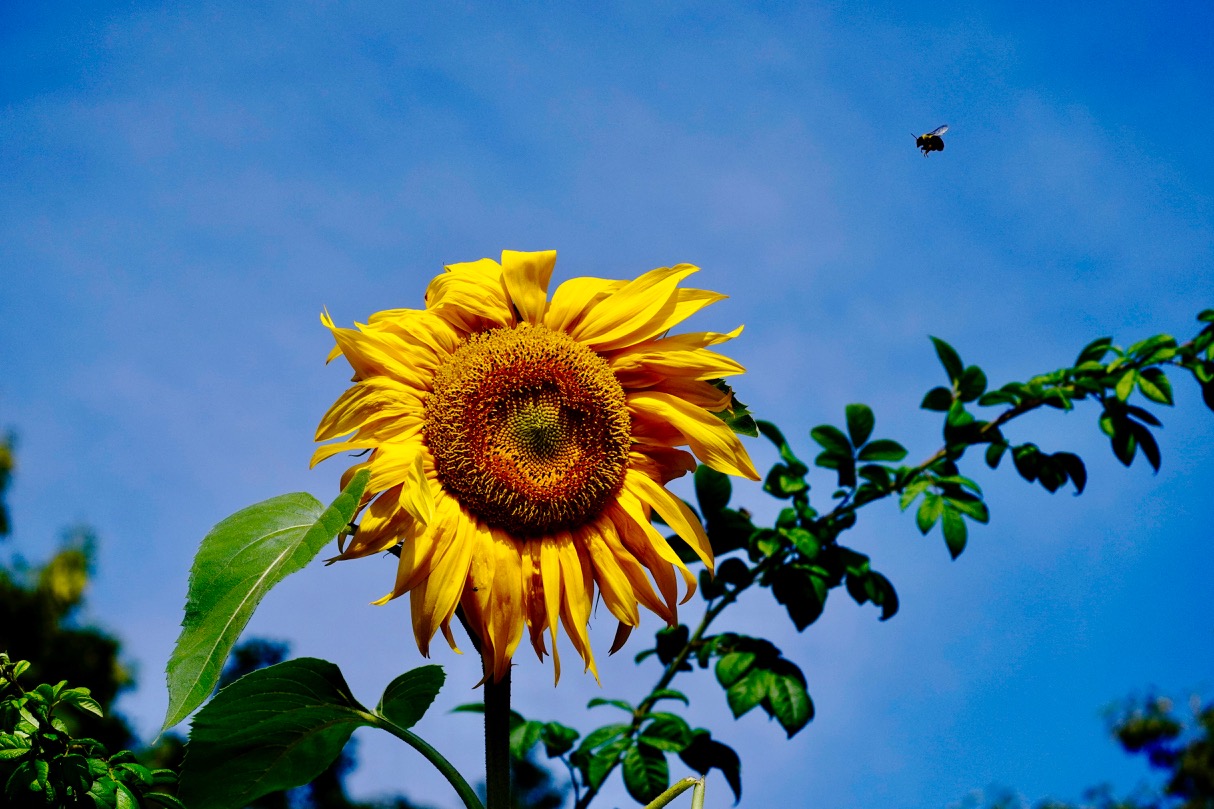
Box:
[314,250,758,683]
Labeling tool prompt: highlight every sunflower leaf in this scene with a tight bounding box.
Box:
[376,665,444,730]
[163,470,371,730]
[178,658,371,809]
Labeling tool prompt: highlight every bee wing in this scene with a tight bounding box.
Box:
[929,124,949,136]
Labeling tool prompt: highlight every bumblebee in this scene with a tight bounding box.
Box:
[915,124,948,156]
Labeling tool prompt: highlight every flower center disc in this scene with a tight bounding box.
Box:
[424,324,631,536]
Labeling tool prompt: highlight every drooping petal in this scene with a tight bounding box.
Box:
[501,250,557,325]
[410,504,478,655]
[579,520,640,626]
[628,391,759,480]
[612,490,698,605]
[372,495,457,603]
[315,376,425,441]
[624,470,715,572]
[556,529,599,680]
[538,537,565,683]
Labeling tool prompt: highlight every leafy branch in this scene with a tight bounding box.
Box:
[536,309,1214,807]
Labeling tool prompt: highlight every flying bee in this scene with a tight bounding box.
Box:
[915,124,948,156]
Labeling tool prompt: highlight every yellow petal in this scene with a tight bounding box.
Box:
[579,520,640,626]
[592,515,672,624]
[628,391,759,480]
[501,250,557,325]
[410,505,477,654]
[315,377,424,441]
[522,540,550,663]
[601,286,728,351]
[426,259,514,331]
[624,470,715,572]
[539,537,564,683]
[612,490,698,604]
[544,276,623,334]
[486,529,524,682]
[373,495,456,604]
[397,453,436,526]
[611,343,746,383]
[569,265,699,350]
[556,529,599,680]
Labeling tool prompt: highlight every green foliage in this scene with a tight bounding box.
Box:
[710,381,759,438]
[180,657,461,809]
[162,469,370,730]
[0,653,181,809]
[0,529,136,753]
[561,311,1214,807]
[377,666,445,730]
[180,658,375,809]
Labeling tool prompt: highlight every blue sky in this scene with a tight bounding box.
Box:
[2,2,1213,807]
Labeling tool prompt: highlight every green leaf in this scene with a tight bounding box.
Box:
[0,733,31,759]
[509,720,544,760]
[920,386,954,412]
[1076,336,1113,365]
[941,508,967,559]
[179,658,371,809]
[771,565,827,631]
[756,420,799,466]
[622,743,669,804]
[576,723,628,754]
[59,687,104,718]
[844,404,875,447]
[710,382,759,437]
[810,425,852,456]
[958,366,988,402]
[945,493,989,523]
[1055,452,1087,494]
[376,665,444,730]
[764,661,813,738]
[1012,444,1040,482]
[856,439,907,462]
[588,698,634,713]
[584,738,628,791]
[930,336,964,382]
[714,652,756,688]
[679,731,741,803]
[726,669,771,718]
[985,442,1007,469]
[1199,309,1214,323]
[916,493,944,535]
[540,722,580,758]
[781,527,820,560]
[1115,370,1137,402]
[648,689,690,707]
[639,715,692,752]
[115,782,139,809]
[1130,422,1161,472]
[1137,368,1174,405]
[163,470,370,730]
[693,465,731,516]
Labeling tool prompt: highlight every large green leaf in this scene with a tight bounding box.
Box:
[163,470,370,729]
[377,665,444,730]
[179,658,373,809]
[622,743,669,804]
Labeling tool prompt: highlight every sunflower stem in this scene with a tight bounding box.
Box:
[484,664,513,809]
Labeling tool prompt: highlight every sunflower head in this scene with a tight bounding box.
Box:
[314,250,758,683]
